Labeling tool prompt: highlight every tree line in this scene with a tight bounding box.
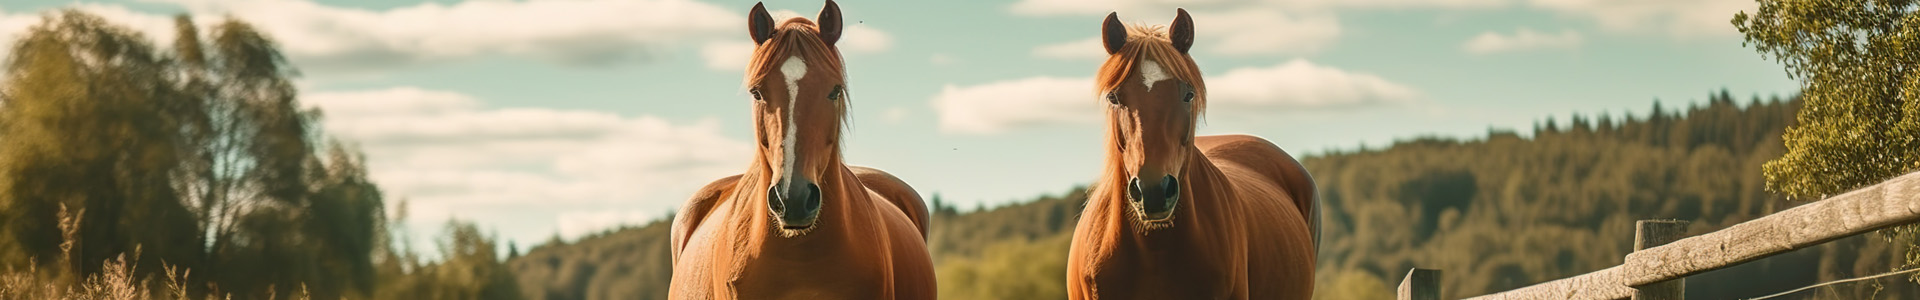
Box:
[0,10,522,300]
[510,92,1920,299]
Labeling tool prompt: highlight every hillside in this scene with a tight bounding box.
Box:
[508,91,1918,299]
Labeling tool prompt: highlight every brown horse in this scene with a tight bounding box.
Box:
[668,1,936,299]
[1067,9,1320,300]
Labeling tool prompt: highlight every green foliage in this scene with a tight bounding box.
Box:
[1737,0,1920,200]
[1737,0,1920,283]
[508,221,673,300]
[375,220,524,300]
[1311,271,1392,300]
[935,233,1071,300]
[1311,94,1917,299]
[926,189,1084,261]
[925,190,1081,300]
[0,9,205,286]
[0,9,520,299]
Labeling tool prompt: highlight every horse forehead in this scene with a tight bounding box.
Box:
[780,56,808,101]
[1137,59,1171,91]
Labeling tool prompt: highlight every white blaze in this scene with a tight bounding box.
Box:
[779,56,807,179]
[782,56,808,103]
[1139,59,1170,91]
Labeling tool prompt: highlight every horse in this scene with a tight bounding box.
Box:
[668,1,936,299]
[1066,9,1321,300]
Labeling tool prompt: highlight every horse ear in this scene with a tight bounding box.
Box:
[749,2,775,45]
[817,0,844,46]
[1170,8,1195,54]
[1102,12,1127,55]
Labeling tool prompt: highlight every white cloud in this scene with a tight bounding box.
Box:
[556,210,660,239]
[305,87,478,116]
[1033,36,1105,60]
[1016,4,1341,57]
[882,106,911,124]
[303,87,752,238]
[1010,0,1746,44]
[3,0,751,71]
[151,0,742,70]
[1527,0,1755,36]
[1461,27,1583,54]
[699,40,757,71]
[0,10,41,60]
[1207,59,1419,110]
[930,77,1097,135]
[930,59,1416,134]
[1291,0,1508,9]
[1010,0,1503,16]
[0,4,183,59]
[929,53,959,65]
[695,24,893,71]
[1193,9,1340,55]
[840,24,893,53]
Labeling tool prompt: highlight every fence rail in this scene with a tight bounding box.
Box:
[1399,171,1920,300]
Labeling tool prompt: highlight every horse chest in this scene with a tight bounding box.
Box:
[675,207,897,299]
[1078,237,1243,299]
[729,249,892,299]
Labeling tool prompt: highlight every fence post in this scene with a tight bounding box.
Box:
[1398,268,1440,300]
[1632,219,1690,300]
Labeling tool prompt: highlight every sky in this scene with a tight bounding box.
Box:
[0,0,1800,250]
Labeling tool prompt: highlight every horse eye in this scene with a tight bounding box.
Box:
[750,88,764,101]
[1182,91,1195,103]
[1106,92,1119,105]
[829,85,844,101]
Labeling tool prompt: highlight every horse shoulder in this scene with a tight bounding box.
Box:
[673,174,743,262]
[849,166,931,239]
[1195,134,1319,247]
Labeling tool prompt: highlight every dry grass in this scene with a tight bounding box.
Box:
[0,204,311,300]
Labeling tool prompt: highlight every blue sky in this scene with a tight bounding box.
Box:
[0,0,1798,250]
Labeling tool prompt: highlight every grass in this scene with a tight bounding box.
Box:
[0,204,312,300]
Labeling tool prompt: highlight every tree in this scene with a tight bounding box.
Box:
[376,220,524,300]
[0,9,205,280]
[178,17,386,299]
[1736,0,1920,282]
[0,10,394,298]
[1737,0,1920,200]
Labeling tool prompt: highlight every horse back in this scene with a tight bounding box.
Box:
[1195,134,1318,246]
[850,166,931,239]
[673,174,742,262]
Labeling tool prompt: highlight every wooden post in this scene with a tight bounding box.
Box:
[1632,219,1689,300]
[1398,268,1439,300]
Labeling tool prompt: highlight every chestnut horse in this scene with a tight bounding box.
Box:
[668,1,935,299]
[1067,9,1320,300]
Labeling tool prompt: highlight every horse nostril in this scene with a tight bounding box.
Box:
[804,182,822,210]
[766,184,785,213]
[1127,177,1144,202]
[1162,175,1179,200]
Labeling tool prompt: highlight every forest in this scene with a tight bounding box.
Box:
[509,91,1920,300]
[0,10,521,300]
[5,1,1920,299]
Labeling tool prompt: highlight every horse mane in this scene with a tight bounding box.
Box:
[1087,24,1209,231]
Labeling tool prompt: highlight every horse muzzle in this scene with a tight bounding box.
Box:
[768,179,823,230]
[1128,174,1180,222]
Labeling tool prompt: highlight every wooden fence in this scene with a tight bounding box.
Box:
[1397,171,1920,300]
